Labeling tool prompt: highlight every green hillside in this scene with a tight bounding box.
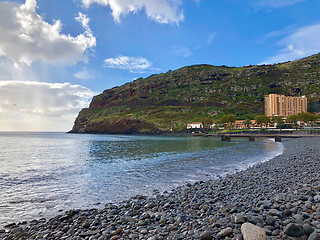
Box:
[70,53,320,134]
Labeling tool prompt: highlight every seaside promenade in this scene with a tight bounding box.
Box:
[193,131,320,142]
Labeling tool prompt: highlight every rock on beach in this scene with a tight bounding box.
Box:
[1,137,320,240]
[241,222,267,240]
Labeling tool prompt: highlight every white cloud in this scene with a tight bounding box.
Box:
[75,11,90,30]
[74,67,95,79]
[104,55,152,73]
[0,81,94,131]
[81,0,184,25]
[0,56,39,81]
[234,0,305,9]
[263,23,320,64]
[0,0,96,66]
[195,32,217,49]
[206,32,216,45]
[256,0,305,8]
[169,46,193,57]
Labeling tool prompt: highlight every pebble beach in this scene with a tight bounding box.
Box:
[1,137,319,240]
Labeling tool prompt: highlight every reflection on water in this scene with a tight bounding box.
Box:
[0,132,283,227]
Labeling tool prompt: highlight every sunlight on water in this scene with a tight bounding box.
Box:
[0,132,283,227]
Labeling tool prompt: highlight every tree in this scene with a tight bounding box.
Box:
[220,114,236,129]
[204,118,214,131]
[255,115,270,128]
[286,114,298,123]
[297,112,318,126]
[220,115,228,127]
[272,116,284,130]
[310,114,318,125]
[213,124,220,132]
[244,119,252,129]
[286,114,299,130]
[227,114,236,126]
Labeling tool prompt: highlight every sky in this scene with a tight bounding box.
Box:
[0,0,320,131]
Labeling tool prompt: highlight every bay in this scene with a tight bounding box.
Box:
[0,132,283,227]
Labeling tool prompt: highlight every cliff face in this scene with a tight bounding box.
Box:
[70,54,320,134]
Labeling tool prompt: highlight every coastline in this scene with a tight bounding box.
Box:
[1,137,319,240]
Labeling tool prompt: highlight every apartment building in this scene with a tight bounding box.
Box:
[265,94,307,117]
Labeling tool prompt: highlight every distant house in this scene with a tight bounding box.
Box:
[233,120,256,129]
[187,122,203,129]
[233,120,246,129]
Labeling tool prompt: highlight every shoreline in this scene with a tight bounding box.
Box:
[1,137,319,239]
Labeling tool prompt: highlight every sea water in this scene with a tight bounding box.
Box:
[0,132,283,227]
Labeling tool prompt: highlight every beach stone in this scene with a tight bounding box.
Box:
[139,228,148,234]
[129,233,139,239]
[294,214,304,224]
[235,215,247,224]
[137,220,146,226]
[155,227,163,233]
[241,223,267,240]
[302,224,315,236]
[147,237,159,240]
[284,209,292,216]
[9,227,23,234]
[269,209,279,216]
[247,215,263,225]
[284,223,304,237]
[266,216,276,226]
[144,202,155,209]
[200,230,213,240]
[308,231,320,240]
[218,227,233,237]
[59,215,69,221]
[79,230,100,237]
[4,223,16,229]
[263,228,272,236]
[177,214,187,223]
[173,233,184,240]
[110,209,119,215]
[110,236,121,240]
[115,227,123,235]
[82,221,91,228]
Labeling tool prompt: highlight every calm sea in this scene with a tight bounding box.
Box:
[0,132,283,227]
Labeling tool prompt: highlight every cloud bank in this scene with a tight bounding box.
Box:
[104,55,152,73]
[263,23,320,64]
[0,0,96,66]
[0,81,94,131]
[81,0,184,24]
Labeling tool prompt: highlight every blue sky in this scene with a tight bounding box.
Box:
[0,0,320,131]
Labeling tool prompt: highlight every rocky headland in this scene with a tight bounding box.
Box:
[70,53,320,134]
[1,137,320,240]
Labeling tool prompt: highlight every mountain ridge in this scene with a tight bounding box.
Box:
[70,53,320,134]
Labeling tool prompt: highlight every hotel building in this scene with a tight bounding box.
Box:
[265,94,307,117]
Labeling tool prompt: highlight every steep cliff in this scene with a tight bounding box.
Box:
[70,53,320,134]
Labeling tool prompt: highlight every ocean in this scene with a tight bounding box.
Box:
[0,132,283,227]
